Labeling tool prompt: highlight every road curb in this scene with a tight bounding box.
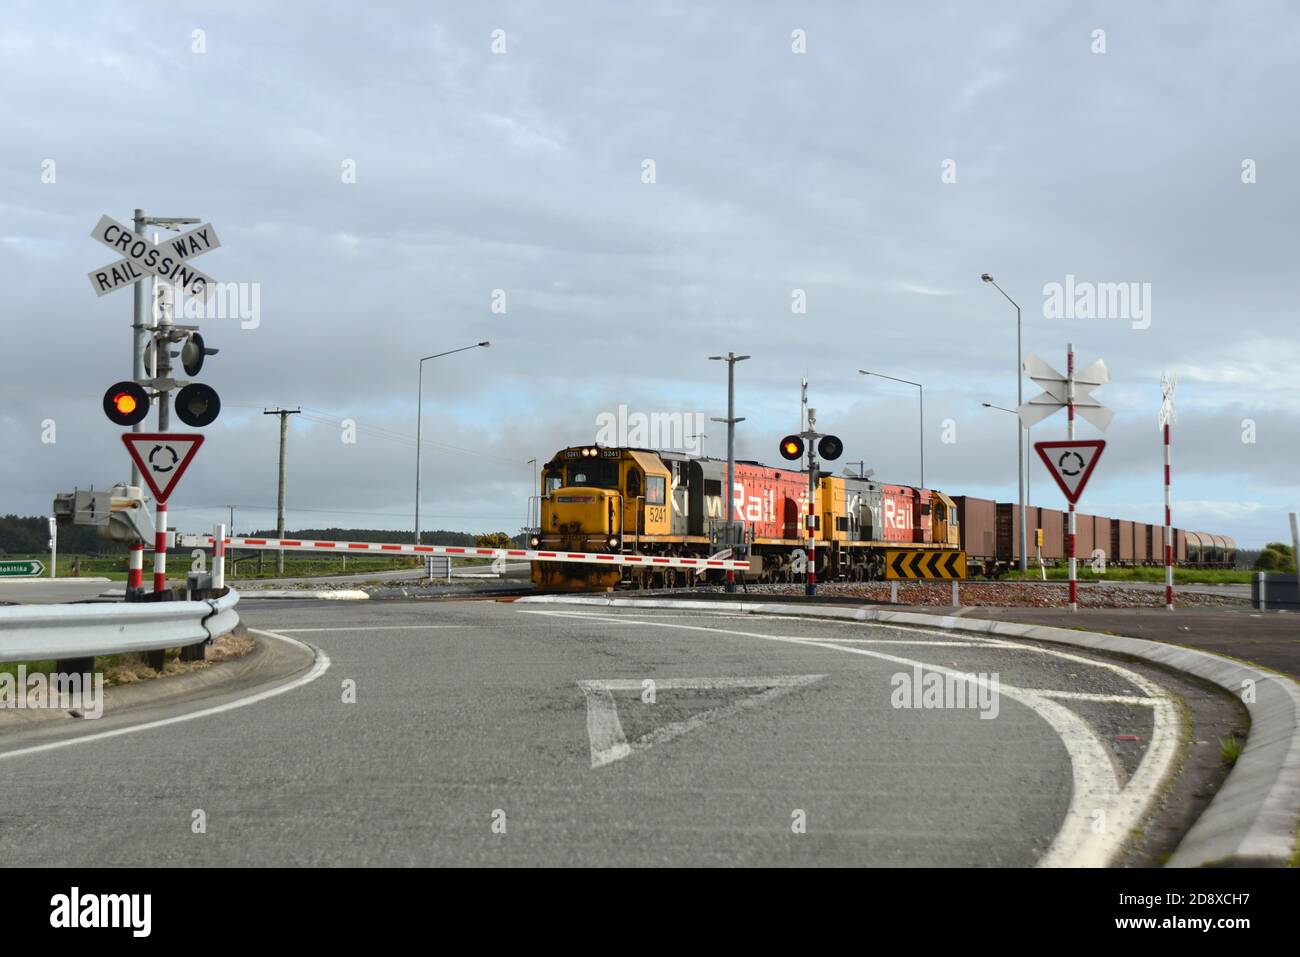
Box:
[130,589,371,601]
[519,594,1300,868]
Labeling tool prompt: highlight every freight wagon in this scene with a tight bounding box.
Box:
[529,442,1236,589]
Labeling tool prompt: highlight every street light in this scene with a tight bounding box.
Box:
[981,273,1027,570]
[858,370,924,487]
[414,341,490,544]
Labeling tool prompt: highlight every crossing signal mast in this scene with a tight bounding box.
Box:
[778,412,842,596]
[89,211,224,596]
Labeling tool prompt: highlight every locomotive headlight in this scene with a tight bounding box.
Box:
[529,535,541,548]
[607,536,619,549]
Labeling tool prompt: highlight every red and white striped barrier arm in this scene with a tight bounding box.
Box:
[176,535,752,571]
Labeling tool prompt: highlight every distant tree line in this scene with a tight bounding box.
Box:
[0,515,112,556]
[1254,542,1297,573]
[248,527,481,546]
[0,516,515,555]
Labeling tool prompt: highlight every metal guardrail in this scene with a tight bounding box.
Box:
[0,588,240,663]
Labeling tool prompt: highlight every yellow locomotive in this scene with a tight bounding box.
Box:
[530,444,961,591]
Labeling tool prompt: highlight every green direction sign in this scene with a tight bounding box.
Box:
[0,560,44,577]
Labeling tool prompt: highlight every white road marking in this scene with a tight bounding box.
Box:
[273,625,469,633]
[523,606,1179,868]
[577,675,826,768]
[0,629,330,763]
[1025,690,1158,706]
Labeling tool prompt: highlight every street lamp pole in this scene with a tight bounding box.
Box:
[414,341,490,545]
[982,274,1028,571]
[709,352,749,593]
[858,370,924,487]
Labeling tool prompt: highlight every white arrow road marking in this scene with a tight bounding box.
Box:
[0,629,330,763]
[524,608,1179,868]
[577,675,827,768]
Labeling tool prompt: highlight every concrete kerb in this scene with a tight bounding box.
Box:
[98,589,370,601]
[518,594,1300,868]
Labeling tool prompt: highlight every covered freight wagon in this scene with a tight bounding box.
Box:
[955,496,998,568]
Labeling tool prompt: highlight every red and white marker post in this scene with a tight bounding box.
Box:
[1067,347,1077,610]
[212,522,226,591]
[153,502,168,593]
[1159,374,1177,610]
[127,542,145,592]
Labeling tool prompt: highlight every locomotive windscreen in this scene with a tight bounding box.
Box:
[566,461,619,489]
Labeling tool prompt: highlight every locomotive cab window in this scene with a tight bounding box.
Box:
[566,460,618,489]
[646,475,666,505]
[627,468,642,498]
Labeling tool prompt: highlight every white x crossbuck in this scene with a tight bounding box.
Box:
[87,214,221,298]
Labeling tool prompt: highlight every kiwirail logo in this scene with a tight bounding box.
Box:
[594,405,708,456]
[890,667,1000,719]
[49,888,151,937]
[1042,274,1152,329]
[0,667,103,719]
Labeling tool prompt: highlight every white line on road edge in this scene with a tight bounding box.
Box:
[272,625,471,633]
[0,629,330,763]
[234,590,370,601]
[522,607,1175,868]
[577,675,827,768]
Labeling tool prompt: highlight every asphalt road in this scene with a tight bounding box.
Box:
[0,598,1237,866]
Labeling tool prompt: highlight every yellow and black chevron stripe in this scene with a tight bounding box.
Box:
[884,550,967,580]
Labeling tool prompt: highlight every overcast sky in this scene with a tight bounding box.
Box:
[2,1,1296,547]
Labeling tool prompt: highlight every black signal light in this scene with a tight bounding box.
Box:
[817,435,844,461]
[175,382,221,427]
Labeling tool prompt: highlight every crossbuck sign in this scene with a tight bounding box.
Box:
[87,215,220,298]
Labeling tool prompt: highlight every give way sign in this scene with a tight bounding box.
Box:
[1035,440,1105,505]
[122,433,204,503]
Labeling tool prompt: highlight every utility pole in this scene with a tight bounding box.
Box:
[709,352,749,593]
[264,408,301,573]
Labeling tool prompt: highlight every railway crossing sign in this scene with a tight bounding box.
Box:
[1035,440,1106,505]
[885,550,967,580]
[1019,352,1113,431]
[122,433,204,503]
[88,215,220,298]
[0,559,44,577]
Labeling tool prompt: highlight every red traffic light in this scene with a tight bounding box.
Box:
[102,381,151,426]
[779,435,804,461]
